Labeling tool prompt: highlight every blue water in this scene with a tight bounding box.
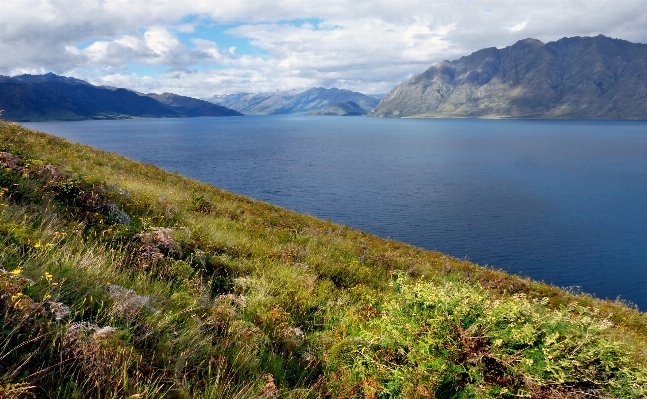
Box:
[23,116,647,309]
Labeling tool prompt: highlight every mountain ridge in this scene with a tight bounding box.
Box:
[0,74,242,121]
[369,35,647,119]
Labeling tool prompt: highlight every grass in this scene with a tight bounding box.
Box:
[0,120,646,398]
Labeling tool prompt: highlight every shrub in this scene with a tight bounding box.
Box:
[325,273,647,398]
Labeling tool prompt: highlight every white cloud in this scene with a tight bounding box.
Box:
[63,28,231,71]
[1,0,647,96]
[509,20,528,33]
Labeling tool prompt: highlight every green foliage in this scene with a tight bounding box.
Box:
[325,274,647,397]
[190,187,213,213]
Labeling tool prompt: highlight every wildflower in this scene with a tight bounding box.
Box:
[34,241,42,248]
[11,268,22,275]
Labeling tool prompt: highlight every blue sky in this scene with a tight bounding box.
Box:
[176,21,266,57]
[1,0,646,97]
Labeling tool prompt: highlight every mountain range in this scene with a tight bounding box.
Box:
[206,87,379,115]
[0,73,242,121]
[370,35,647,119]
[3,35,647,121]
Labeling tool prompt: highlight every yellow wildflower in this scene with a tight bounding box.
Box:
[11,268,22,275]
[34,241,43,249]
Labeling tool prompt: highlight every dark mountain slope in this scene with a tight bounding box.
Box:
[370,35,647,119]
[145,93,242,117]
[0,74,241,121]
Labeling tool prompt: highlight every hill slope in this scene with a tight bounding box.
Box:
[0,73,242,121]
[306,100,369,116]
[207,87,379,115]
[370,35,647,119]
[1,122,646,397]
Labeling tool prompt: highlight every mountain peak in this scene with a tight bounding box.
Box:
[370,35,647,119]
[510,38,544,48]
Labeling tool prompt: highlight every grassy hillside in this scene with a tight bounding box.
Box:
[1,121,646,398]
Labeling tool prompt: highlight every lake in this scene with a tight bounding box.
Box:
[23,116,647,309]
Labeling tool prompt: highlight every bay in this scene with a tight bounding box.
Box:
[23,116,647,309]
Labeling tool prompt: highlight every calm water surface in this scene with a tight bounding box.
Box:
[23,116,647,309]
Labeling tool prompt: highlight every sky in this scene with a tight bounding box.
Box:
[1,0,646,98]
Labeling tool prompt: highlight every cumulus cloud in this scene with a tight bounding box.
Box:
[65,28,229,71]
[2,0,647,96]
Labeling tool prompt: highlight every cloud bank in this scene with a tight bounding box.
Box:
[1,0,646,97]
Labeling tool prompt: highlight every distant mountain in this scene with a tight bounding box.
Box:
[366,93,387,101]
[307,101,369,116]
[370,35,647,119]
[145,93,241,117]
[206,87,379,115]
[0,73,242,121]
